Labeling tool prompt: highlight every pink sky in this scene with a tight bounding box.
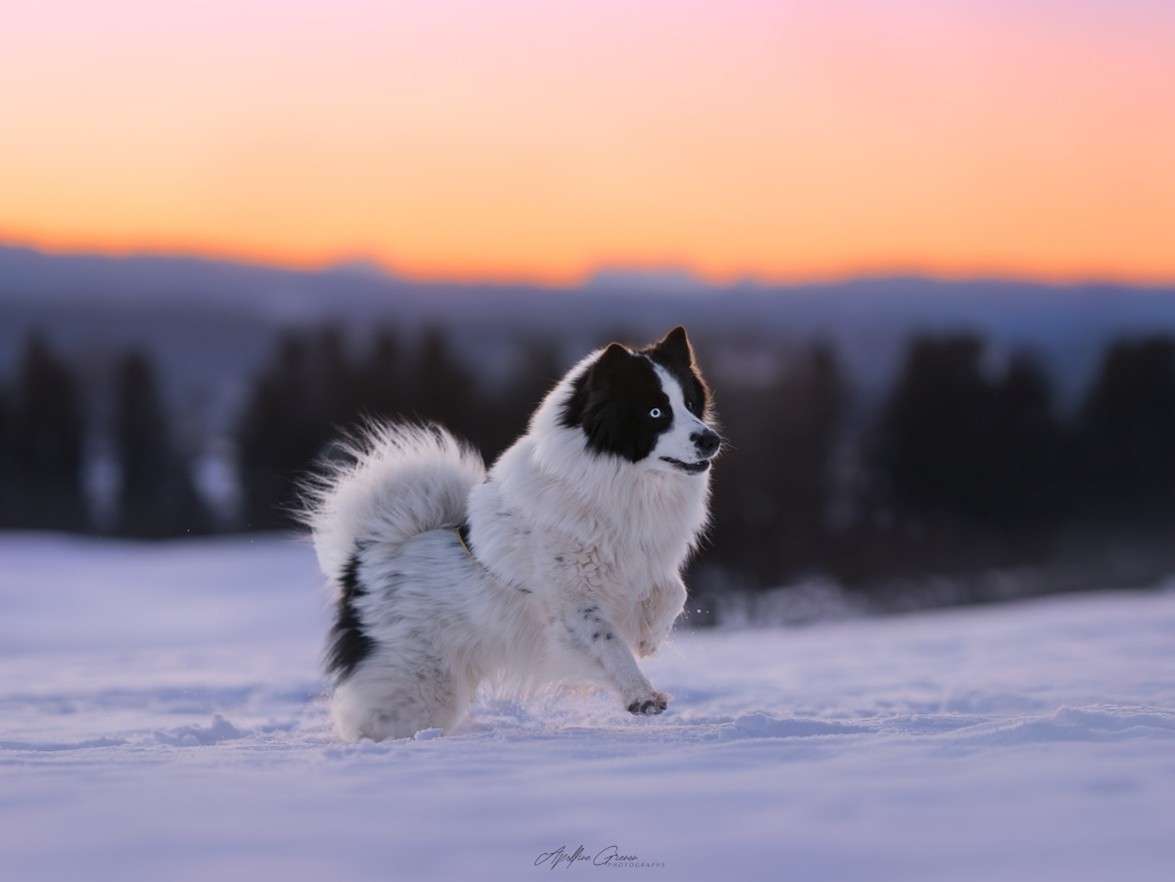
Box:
[3,0,1174,282]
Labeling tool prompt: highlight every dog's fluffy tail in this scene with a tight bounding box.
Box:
[300,421,486,583]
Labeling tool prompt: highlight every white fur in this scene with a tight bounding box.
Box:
[302,423,486,582]
[305,349,715,741]
[647,362,716,473]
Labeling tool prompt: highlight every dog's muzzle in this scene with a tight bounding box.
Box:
[691,427,721,459]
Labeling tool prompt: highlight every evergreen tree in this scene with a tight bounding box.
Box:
[410,327,480,444]
[358,327,407,421]
[1076,336,1175,521]
[988,353,1065,523]
[10,334,88,531]
[872,335,997,522]
[0,385,12,528]
[707,343,845,585]
[485,340,565,460]
[312,325,361,428]
[236,333,332,530]
[114,351,211,537]
[871,335,1065,537]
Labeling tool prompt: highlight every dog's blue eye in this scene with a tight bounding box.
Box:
[649,407,663,419]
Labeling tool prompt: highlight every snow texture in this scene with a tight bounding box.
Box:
[1,534,1173,881]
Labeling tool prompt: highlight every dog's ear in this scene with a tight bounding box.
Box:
[649,326,694,367]
[590,342,635,386]
[599,341,631,363]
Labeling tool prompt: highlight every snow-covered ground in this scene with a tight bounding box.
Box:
[2,534,1174,881]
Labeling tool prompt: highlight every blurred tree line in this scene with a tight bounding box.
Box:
[1,326,1174,596]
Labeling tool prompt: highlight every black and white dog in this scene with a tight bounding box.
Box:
[305,327,721,740]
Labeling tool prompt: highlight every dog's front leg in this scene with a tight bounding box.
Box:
[559,600,668,715]
[638,574,688,657]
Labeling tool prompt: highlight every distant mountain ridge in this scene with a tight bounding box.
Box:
[4,243,1175,432]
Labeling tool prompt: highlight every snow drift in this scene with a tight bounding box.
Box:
[1,534,1173,881]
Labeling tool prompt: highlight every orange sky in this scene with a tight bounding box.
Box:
[3,0,1174,283]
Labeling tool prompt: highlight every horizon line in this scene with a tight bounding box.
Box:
[3,236,1175,292]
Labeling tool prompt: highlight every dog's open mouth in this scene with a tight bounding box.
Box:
[660,457,711,474]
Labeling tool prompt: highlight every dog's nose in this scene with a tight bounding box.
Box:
[691,427,721,458]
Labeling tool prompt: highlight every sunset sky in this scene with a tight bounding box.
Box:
[3,0,1174,283]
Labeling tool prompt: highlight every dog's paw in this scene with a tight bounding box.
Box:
[626,690,669,715]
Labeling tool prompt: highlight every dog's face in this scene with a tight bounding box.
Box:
[559,326,721,475]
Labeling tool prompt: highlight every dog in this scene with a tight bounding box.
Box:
[303,326,721,741]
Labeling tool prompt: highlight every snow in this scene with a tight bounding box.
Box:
[1,534,1174,881]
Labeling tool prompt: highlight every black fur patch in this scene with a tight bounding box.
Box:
[326,549,375,683]
[457,520,473,554]
[559,343,673,462]
[560,328,710,463]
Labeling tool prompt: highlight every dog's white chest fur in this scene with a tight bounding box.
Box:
[469,433,709,653]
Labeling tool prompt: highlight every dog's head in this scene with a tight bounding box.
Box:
[559,326,722,476]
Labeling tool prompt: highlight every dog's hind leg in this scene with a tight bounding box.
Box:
[331,653,473,741]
